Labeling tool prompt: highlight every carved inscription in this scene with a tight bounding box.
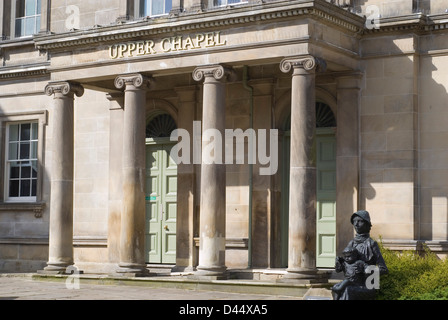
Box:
[109,31,226,59]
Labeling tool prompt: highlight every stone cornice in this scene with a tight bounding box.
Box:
[33,1,365,52]
[0,63,50,80]
[362,13,448,35]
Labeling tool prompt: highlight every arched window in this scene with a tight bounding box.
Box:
[316,102,336,128]
[146,114,177,138]
[284,102,336,131]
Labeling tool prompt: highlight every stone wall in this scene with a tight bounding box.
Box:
[360,31,448,245]
[0,79,51,272]
[72,89,110,273]
[50,0,121,32]
[418,32,448,241]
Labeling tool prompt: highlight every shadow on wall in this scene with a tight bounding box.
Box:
[360,37,448,243]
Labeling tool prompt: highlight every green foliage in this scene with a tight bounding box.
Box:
[376,239,448,300]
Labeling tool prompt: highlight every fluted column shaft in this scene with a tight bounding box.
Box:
[193,65,230,277]
[114,73,150,276]
[43,81,84,273]
[280,56,326,279]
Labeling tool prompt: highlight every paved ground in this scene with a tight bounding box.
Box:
[0,275,301,301]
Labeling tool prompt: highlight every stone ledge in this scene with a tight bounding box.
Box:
[30,272,330,298]
[0,202,46,218]
[381,239,448,252]
[0,238,48,245]
[73,236,108,247]
[194,237,248,249]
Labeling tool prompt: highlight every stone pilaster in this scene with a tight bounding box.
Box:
[106,92,124,265]
[335,75,362,256]
[114,73,150,276]
[41,81,84,274]
[280,56,327,282]
[173,86,198,272]
[192,65,231,279]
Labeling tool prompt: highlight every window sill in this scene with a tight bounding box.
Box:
[0,202,46,218]
[0,37,35,48]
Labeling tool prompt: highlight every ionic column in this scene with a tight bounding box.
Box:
[192,65,231,279]
[42,81,84,274]
[114,73,150,276]
[280,56,326,281]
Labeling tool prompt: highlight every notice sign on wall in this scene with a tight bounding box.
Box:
[109,31,226,59]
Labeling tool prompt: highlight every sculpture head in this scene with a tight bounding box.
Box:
[350,210,372,234]
[342,247,358,264]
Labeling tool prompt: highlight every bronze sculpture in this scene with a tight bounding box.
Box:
[332,210,388,300]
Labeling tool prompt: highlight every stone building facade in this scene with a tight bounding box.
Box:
[0,0,447,278]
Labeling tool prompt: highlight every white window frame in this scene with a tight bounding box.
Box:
[12,0,42,39]
[5,121,39,202]
[138,0,172,18]
[0,111,47,204]
[213,0,248,8]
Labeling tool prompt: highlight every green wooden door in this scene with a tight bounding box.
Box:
[281,129,336,268]
[315,129,337,268]
[146,141,177,264]
[281,133,290,268]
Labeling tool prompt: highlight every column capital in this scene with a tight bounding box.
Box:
[114,73,152,90]
[45,81,84,98]
[280,55,327,74]
[192,64,233,82]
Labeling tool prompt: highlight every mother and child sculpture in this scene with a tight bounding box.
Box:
[332,210,389,300]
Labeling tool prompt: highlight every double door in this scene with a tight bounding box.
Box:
[145,141,177,264]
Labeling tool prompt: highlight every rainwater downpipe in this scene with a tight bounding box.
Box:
[243,65,254,269]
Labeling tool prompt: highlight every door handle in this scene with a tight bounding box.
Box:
[164,225,169,231]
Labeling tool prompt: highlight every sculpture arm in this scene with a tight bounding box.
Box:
[334,256,344,273]
[372,241,389,275]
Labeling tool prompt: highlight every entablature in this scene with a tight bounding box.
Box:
[33,1,365,52]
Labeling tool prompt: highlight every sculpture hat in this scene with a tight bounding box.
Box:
[350,210,372,226]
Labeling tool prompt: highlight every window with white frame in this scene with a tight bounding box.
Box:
[5,122,39,202]
[15,0,42,38]
[140,0,172,17]
[214,0,247,7]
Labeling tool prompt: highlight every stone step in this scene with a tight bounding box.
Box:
[31,273,335,299]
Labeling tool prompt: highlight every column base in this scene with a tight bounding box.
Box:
[188,266,228,280]
[278,268,329,284]
[115,263,151,277]
[171,265,195,273]
[38,263,83,275]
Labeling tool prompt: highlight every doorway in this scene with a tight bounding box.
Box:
[145,114,178,264]
[281,102,337,268]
